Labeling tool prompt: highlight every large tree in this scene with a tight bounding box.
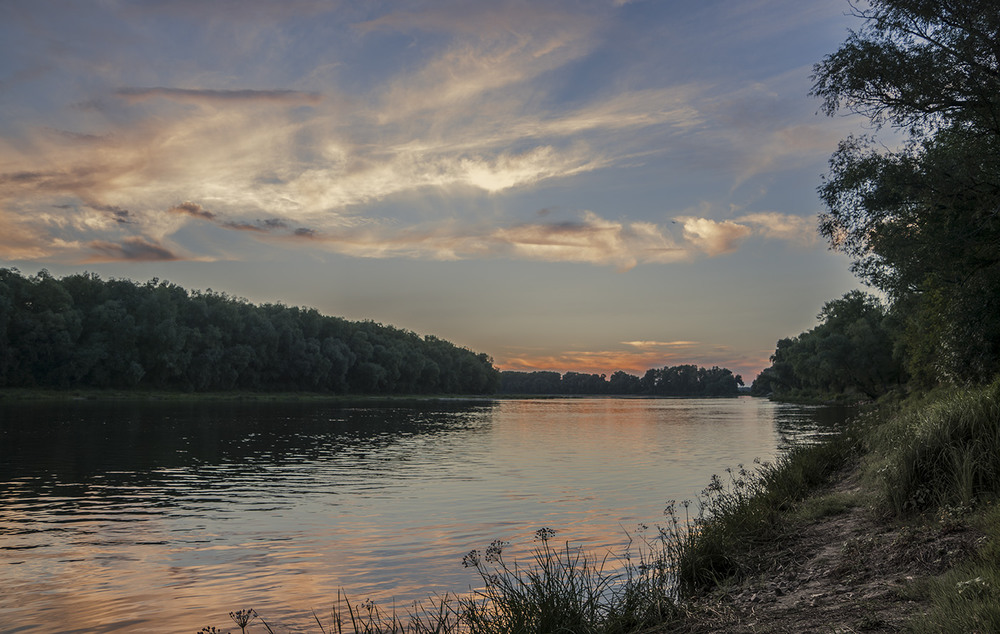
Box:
[812,0,1000,383]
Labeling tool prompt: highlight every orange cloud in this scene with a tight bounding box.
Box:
[621,340,699,348]
[500,348,705,377]
[0,209,52,260]
[498,344,776,383]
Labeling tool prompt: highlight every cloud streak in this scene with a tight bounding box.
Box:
[264,209,814,269]
[116,87,323,105]
[0,0,833,271]
[87,237,179,262]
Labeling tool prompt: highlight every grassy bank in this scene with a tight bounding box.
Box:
[201,382,1000,632]
[671,379,1000,631]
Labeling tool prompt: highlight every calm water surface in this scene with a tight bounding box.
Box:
[0,397,850,633]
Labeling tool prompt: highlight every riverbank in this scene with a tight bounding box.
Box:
[654,381,1000,633]
[654,467,985,632]
[0,387,749,402]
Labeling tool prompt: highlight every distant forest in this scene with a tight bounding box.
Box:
[501,366,744,397]
[0,268,748,398]
[0,268,500,394]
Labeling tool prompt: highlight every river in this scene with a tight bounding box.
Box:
[0,396,850,632]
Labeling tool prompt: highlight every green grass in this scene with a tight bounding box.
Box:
[853,380,1000,632]
[906,503,1000,633]
[863,379,1000,515]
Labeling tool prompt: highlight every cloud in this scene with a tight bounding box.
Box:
[155,205,819,268]
[87,237,179,262]
[498,343,771,381]
[116,87,322,106]
[357,3,591,36]
[291,210,688,269]
[490,212,686,269]
[86,202,132,224]
[499,345,730,377]
[0,209,51,260]
[0,168,104,193]
[671,212,819,257]
[261,218,289,230]
[169,200,292,234]
[736,212,818,245]
[47,128,112,144]
[676,216,753,256]
[222,218,289,232]
[621,340,699,348]
[285,144,610,213]
[169,201,215,220]
[0,0,839,271]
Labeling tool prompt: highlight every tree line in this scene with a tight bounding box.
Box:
[753,0,1000,400]
[0,268,500,394]
[501,365,744,397]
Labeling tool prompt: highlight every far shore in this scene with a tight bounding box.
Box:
[0,387,501,404]
[0,388,760,404]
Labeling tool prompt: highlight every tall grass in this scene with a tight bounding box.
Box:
[665,436,853,594]
[864,379,1000,515]
[319,592,462,633]
[459,528,677,634]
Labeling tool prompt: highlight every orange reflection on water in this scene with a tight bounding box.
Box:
[0,397,833,632]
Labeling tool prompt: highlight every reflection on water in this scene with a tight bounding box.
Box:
[0,397,851,633]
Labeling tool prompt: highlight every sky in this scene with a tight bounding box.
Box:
[0,0,870,382]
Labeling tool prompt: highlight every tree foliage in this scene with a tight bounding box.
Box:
[811,0,1000,384]
[501,365,743,397]
[752,291,905,399]
[0,268,500,394]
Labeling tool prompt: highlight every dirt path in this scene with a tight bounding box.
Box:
[649,473,982,633]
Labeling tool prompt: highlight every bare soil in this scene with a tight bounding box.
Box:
[649,472,983,633]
